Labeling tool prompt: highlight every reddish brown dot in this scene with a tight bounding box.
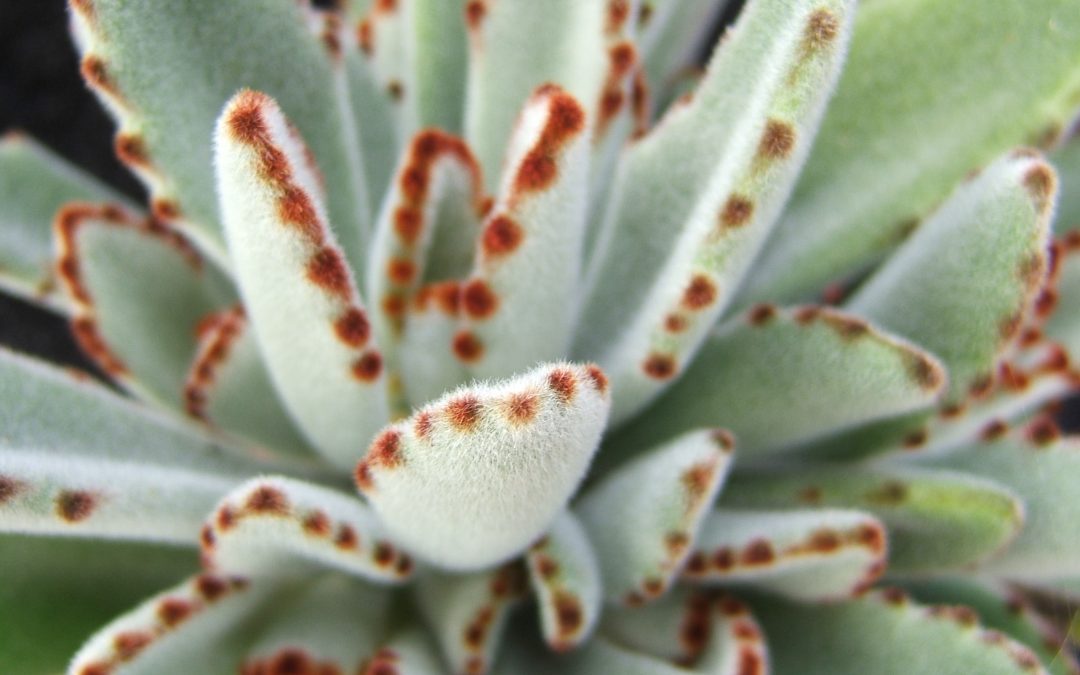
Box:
[979,419,1009,442]
[748,304,777,325]
[642,577,665,597]
[713,547,736,571]
[665,531,690,555]
[0,475,24,504]
[80,55,117,96]
[665,313,688,332]
[606,0,630,34]
[482,215,525,257]
[445,395,483,430]
[245,485,290,514]
[737,648,765,675]
[643,353,677,379]
[856,524,886,553]
[719,595,747,616]
[71,317,128,375]
[303,510,332,537]
[355,460,374,492]
[720,195,755,228]
[114,133,149,167]
[1023,164,1057,213]
[515,152,558,193]
[333,308,370,347]
[462,279,498,319]
[452,331,484,362]
[464,0,486,30]
[535,554,559,579]
[368,429,404,469]
[682,274,718,310]
[683,461,717,501]
[823,313,869,340]
[387,258,417,285]
[547,368,577,402]
[505,391,540,424]
[585,364,608,395]
[335,524,359,550]
[741,539,776,566]
[306,248,353,299]
[352,351,383,382]
[200,525,215,549]
[805,9,841,49]
[270,649,314,675]
[757,119,796,160]
[226,90,271,143]
[387,80,404,101]
[902,428,929,449]
[157,598,194,627]
[808,529,841,553]
[56,490,97,522]
[196,575,229,601]
[1027,417,1060,447]
[554,593,584,637]
[685,551,708,575]
[393,206,423,244]
[798,486,823,504]
[905,353,943,391]
[216,506,237,530]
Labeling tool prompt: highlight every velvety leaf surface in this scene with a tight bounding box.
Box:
[360,623,446,675]
[740,0,1080,304]
[1052,134,1080,233]
[636,0,731,112]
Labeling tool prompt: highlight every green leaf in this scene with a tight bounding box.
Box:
[55,203,234,413]
[720,464,1024,574]
[637,0,730,112]
[526,510,603,652]
[0,535,196,675]
[608,305,945,460]
[344,35,401,211]
[356,362,610,570]
[683,508,887,602]
[70,0,369,269]
[0,133,134,312]
[214,90,389,470]
[844,150,1056,402]
[1052,134,1080,233]
[740,0,1080,304]
[360,622,446,675]
[1043,239,1080,357]
[398,280,471,406]
[577,428,734,604]
[753,590,1050,675]
[203,476,412,585]
[578,0,855,424]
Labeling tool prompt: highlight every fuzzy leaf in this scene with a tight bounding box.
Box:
[398,281,470,407]
[70,0,368,267]
[55,203,234,412]
[344,39,400,210]
[0,133,134,312]
[203,476,412,585]
[240,575,390,674]
[1052,134,1080,233]
[493,633,689,675]
[577,428,734,605]
[526,510,603,652]
[415,564,529,675]
[753,590,1050,675]
[459,85,591,380]
[740,0,1080,304]
[720,465,1024,574]
[845,150,1056,402]
[360,623,446,675]
[637,0,730,111]
[69,573,284,675]
[578,0,854,424]
[1043,241,1080,357]
[0,535,196,675]
[214,90,388,469]
[402,0,470,134]
[356,362,610,570]
[609,305,945,459]
[683,508,887,602]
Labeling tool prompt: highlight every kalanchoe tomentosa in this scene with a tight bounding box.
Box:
[2,0,1080,673]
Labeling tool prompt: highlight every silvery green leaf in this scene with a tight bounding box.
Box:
[203,476,412,584]
[526,510,603,652]
[720,464,1023,574]
[608,305,945,460]
[636,0,730,111]
[214,90,389,469]
[398,280,471,407]
[1052,134,1080,234]
[741,0,1080,304]
[356,362,610,570]
[0,133,134,312]
[70,0,369,269]
[683,508,887,602]
[578,0,854,424]
[69,574,285,675]
[405,0,470,134]
[54,203,234,413]
[753,590,1050,675]
[360,623,445,675]
[845,151,1056,402]
[577,428,734,605]
[1043,239,1080,357]
[344,38,400,210]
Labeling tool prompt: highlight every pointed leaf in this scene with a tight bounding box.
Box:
[637,0,731,111]
[753,590,1050,675]
[740,0,1080,304]
[577,428,734,604]
[459,85,591,379]
[356,362,610,569]
[203,476,412,584]
[609,305,945,459]
[415,563,529,675]
[720,464,1024,574]
[70,0,368,266]
[683,508,887,602]
[845,150,1056,401]
[526,510,603,652]
[55,203,234,412]
[578,0,854,423]
[215,90,388,469]
[0,133,135,311]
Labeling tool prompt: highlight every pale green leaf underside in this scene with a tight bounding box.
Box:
[740,0,1080,304]
[1052,134,1080,233]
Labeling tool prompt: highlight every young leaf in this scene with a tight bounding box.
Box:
[608,305,945,459]
[344,39,400,210]
[526,511,603,652]
[202,476,413,585]
[845,150,1056,402]
[578,0,855,424]
[214,90,389,470]
[682,508,887,602]
[576,428,734,605]
[355,362,610,570]
[398,280,471,407]
[740,0,1080,304]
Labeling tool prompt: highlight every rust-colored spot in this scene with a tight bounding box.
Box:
[685,551,708,575]
[355,460,374,492]
[368,429,404,469]
[114,133,149,167]
[718,595,747,616]
[57,490,97,522]
[196,575,229,601]
[902,428,929,449]
[269,649,314,675]
[733,621,761,642]
[585,364,609,394]
[1039,344,1070,373]
[642,577,665,597]
[113,630,153,661]
[227,90,271,143]
[216,506,237,530]
[535,554,559,580]
[547,368,577,402]
[807,528,841,553]
[554,593,584,638]
[413,410,435,440]
[643,353,677,379]
[333,307,370,347]
[352,351,383,382]
[335,524,359,550]
[157,598,194,627]
[798,486,823,504]
[713,547,736,571]
[392,206,422,244]
[737,648,765,675]
[463,608,493,648]
[624,591,646,607]
[757,119,796,160]
[464,0,486,30]
[303,510,332,537]
[857,524,886,554]
[245,485,290,514]
[387,80,404,101]
[665,313,688,332]
[980,419,1009,442]
[306,248,352,299]
[462,279,498,319]
[665,531,690,555]
[867,481,908,505]
[1027,416,1060,447]
[453,331,484,362]
[446,395,483,430]
[1023,163,1057,213]
[151,199,183,224]
[741,539,776,566]
[905,353,942,391]
[804,9,841,49]
[481,215,524,257]
[80,55,118,97]
[371,541,394,568]
[720,195,755,228]
[200,525,215,549]
[682,274,718,310]
[606,0,630,34]
[71,317,128,375]
[505,391,540,425]
[512,89,586,197]
[1035,288,1058,319]
[748,304,777,325]
[387,258,417,286]
[0,475,24,504]
[998,362,1030,392]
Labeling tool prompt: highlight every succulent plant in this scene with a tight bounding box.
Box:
[3,0,1080,672]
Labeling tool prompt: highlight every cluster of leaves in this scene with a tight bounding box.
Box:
[1,0,1080,673]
